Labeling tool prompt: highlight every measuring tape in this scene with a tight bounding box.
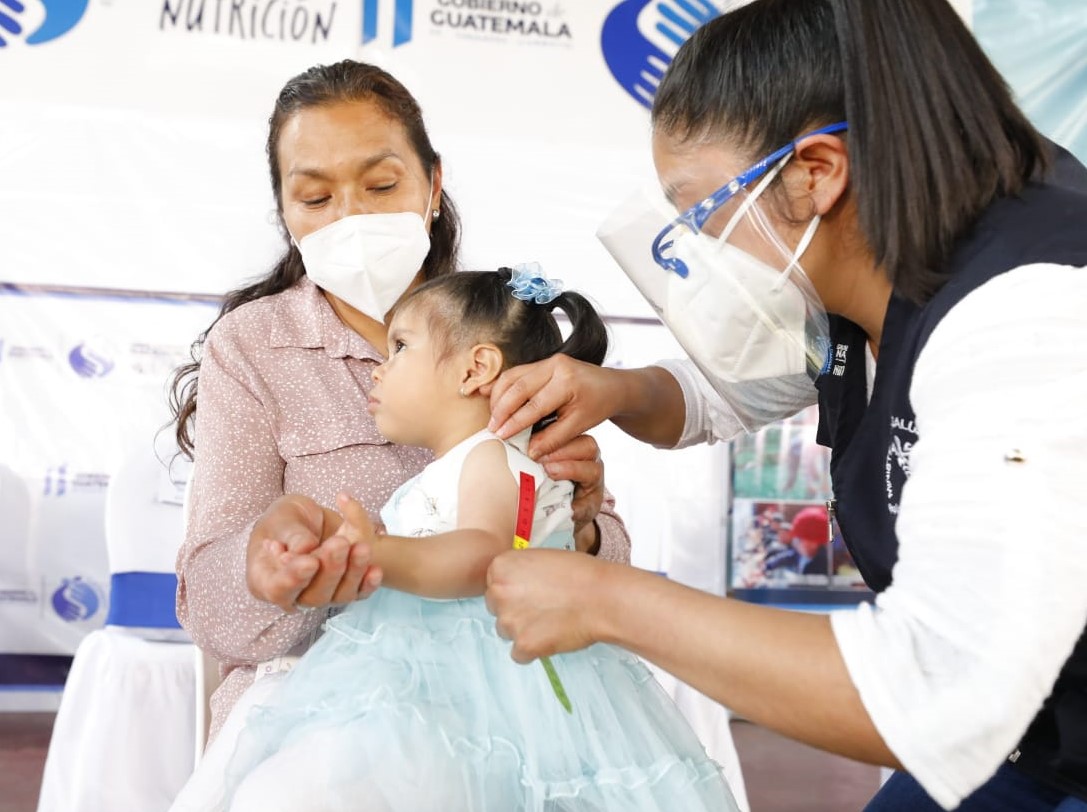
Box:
[514,472,535,550]
[512,470,572,714]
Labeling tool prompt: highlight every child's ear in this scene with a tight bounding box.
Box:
[460,343,504,395]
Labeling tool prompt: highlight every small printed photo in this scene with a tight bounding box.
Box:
[729,499,866,591]
[731,405,832,502]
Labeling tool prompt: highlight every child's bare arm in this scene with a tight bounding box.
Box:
[334,441,517,599]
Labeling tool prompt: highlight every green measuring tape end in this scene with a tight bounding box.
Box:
[541,656,573,714]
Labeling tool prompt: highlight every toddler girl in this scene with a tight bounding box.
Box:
[189,265,739,812]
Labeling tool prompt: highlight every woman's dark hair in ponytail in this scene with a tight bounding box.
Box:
[169,59,462,458]
[400,268,609,371]
[652,0,1049,304]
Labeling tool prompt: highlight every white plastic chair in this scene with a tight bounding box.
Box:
[193,643,222,766]
[37,437,198,812]
[184,473,223,767]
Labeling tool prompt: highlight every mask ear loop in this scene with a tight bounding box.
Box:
[771,213,821,293]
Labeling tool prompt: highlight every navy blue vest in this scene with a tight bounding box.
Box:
[815,158,1087,798]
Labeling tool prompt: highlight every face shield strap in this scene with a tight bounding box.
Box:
[713,151,819,295]
[652,121,848,278]
[717,152,792,245]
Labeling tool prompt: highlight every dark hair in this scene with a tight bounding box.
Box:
[401,268,609,373]
[652,0,1049,304]
[170,60,461,458]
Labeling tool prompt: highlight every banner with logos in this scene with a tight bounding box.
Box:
[0,0,744,669]
[10,0,1076,679]
[0,0,725,316]
[0,287,217,657]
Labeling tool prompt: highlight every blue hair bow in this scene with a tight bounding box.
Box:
[507,262,563,305]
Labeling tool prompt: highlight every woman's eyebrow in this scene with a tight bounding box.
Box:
[288,151,404,180]
[663,180,687,205]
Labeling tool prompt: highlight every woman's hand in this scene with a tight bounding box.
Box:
[484,549,607,663]
[246,494,381,612]
[484,356,623,554]
[537,434,604,554]
[486,355,625,459]
[487,356,687,455]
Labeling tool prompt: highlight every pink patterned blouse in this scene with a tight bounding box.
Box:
[176,276,630,741]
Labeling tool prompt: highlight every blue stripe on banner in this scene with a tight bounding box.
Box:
[105,572,182,629]
[362,0,378,43]
[0,282,221,306]
[393,0,413,46]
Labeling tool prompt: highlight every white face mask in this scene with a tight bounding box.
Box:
[668,191,824,384]
[597,161,830,431]
[295,189,434,322]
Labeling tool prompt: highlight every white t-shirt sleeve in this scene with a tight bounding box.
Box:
[653,358,746,448]
[831,263,1087,809]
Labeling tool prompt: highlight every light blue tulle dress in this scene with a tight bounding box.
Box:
[222,431,739,812]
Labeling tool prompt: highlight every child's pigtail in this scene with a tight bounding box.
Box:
[548,293,608,367]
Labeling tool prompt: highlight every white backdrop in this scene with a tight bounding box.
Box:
[3,0,1081,671]
[0,0,742,661]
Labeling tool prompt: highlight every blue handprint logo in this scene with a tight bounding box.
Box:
[651,0,720,47]
[601,0,722,109]
[0,0,90,48]
[0,0,27,45]
[68,340,115,378]
[52,576,101,622]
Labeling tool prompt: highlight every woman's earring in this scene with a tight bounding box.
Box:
[432,209,440,221]
[458,386,467,397]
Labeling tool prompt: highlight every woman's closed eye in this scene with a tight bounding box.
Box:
[301,195,330,208]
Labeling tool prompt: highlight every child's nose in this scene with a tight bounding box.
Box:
[372,364,384,383]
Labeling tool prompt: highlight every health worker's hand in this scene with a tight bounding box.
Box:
[485,548,605,663]
[486,355,624,460]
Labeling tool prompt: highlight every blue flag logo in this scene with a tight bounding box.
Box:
[0,0,90,47]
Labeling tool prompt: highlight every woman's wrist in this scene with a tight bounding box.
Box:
[604,366,643,420]
[574,520,601,555]
[610,367,685,447]
[584,558,631,646]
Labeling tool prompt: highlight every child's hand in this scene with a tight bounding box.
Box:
[330,493,379,546]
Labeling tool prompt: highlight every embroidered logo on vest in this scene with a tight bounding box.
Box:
[885,415,917,515]
[831,343,849,377]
